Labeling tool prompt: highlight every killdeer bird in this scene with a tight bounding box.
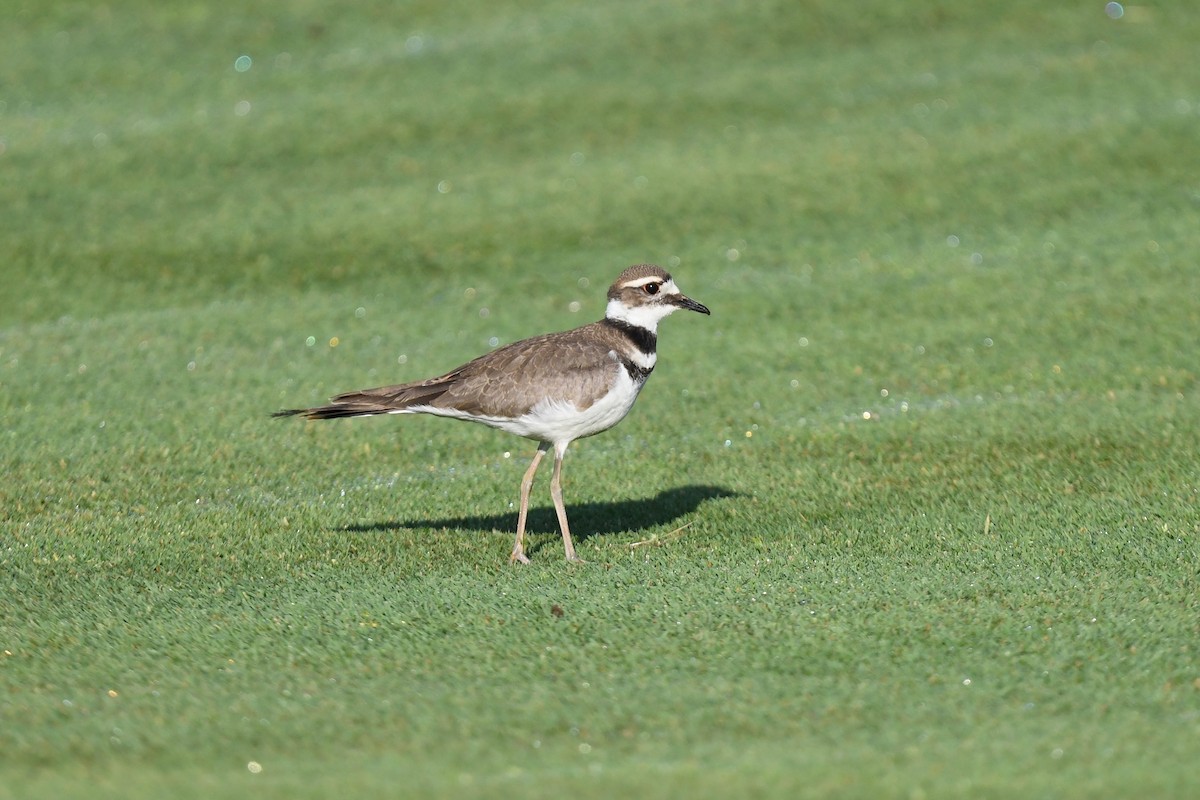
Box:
[275,264,709,564]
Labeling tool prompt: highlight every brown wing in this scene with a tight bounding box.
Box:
[324,322,622,417]
[432,327,621,417]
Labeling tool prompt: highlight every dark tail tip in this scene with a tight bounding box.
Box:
[272,405,382,420]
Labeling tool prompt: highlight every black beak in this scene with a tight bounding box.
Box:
[675,294,711,315]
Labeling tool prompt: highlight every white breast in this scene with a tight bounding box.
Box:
[509,365,644,444]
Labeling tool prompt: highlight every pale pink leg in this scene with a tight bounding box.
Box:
[549,441,583,563]
[510,442,549,564]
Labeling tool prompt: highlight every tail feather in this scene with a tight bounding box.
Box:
[272,403,392,420]
[273,377,456,421]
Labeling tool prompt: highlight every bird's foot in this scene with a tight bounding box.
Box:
[509,549,531,565]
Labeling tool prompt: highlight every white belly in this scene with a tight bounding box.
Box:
[403,368,645,445]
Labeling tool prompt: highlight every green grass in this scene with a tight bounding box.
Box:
[3,1,1199,797]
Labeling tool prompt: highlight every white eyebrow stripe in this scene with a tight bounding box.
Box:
[620,274,673,289]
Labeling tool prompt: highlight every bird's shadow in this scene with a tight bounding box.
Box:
[344,484,738,555]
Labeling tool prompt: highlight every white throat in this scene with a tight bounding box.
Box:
[605,279,683,332]
[605,298,677,332]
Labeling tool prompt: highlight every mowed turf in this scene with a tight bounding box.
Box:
[2,1,1198,797]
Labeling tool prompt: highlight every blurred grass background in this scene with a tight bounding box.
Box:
[2,1,1198,797]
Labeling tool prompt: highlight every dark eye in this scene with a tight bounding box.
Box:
[643,282,660,295]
